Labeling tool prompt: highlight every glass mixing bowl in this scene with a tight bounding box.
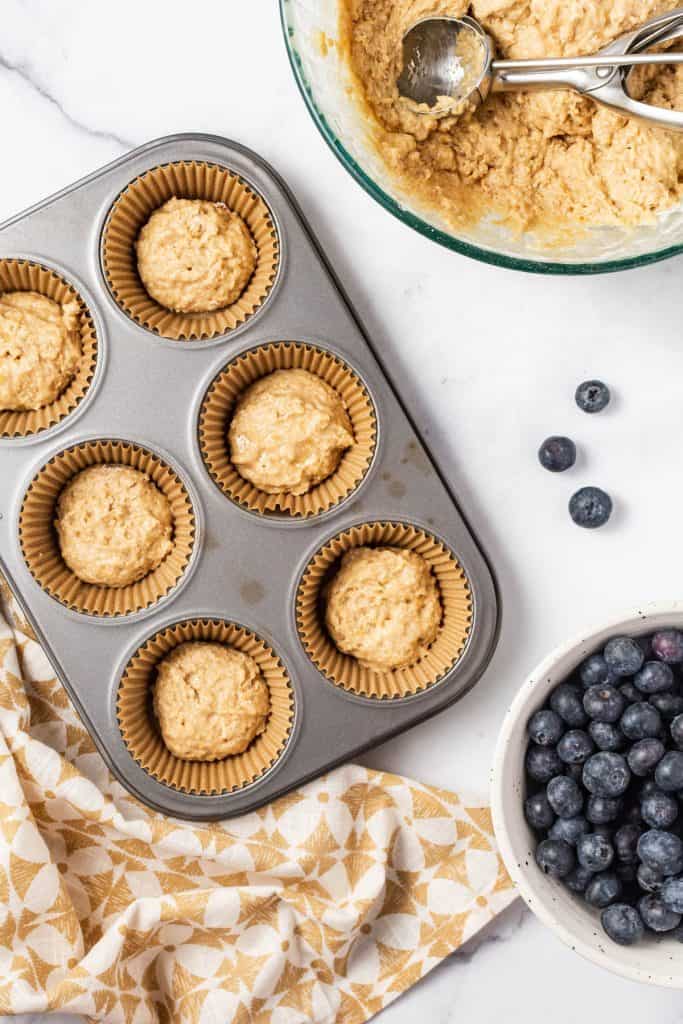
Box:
[280,0,683,274]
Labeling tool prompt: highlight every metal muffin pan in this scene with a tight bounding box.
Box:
[0,133,499,820]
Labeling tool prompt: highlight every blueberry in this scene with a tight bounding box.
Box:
[641,790,678,829]
[671,714,683,749]
[605,637,645,677]
[586,795,621,825]
[565,864,594,894]
[637,830,683,876]
[549,815,590,846]
[550,683,588,727]
[620,702,662,740]
[577,833,614,872]
[627,738,665,777]
[526,744,563,783]
[575,380,610,414]
[660,878,683,914]
[614,824,641,863]
[638,893,681,932]
[588,721,625,752]
[547,776,583,819]
[583,685,625,724]
[655,751,683,792]
[650,692,683,721]
[527,708,564,747]
[524,792,555,831]
[652,630,683,665]
[585,871,622,909]
[633,662,673,696]
[601,904,644,946]
[557,729,595,764]
[619,681,641,704]
[535,838,575,878]
[569,487,612,529]
[637,862,664,893]
[583,752,631,798]
[580,654,614,689]
[538,436,576,473]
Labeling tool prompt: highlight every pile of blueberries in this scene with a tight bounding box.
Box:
[525,628,683,946]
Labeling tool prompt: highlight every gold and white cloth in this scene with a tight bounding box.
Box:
[0,580,514,1023]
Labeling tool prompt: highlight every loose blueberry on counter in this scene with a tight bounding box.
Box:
[588,721,625,752]
[549,815,590,846]
[586,795,621,825]
[634,661,674,694]
[671,714,683,749]
[580,654,615,689]
[620,702,662,741]
[547,776,584,818]
[525,792,556,831]
[569,486,612,529]
[585,871,622,909]
[527,708,564,746]
[638,893,682,932]
[557,729,595,764]
[601,904,644,946]
[660,877,683,914]
[655,751,683,792]
[550,683,588,727]
[637,830,683,876]
[641,790,678,830]
[605,636,645,677]
[577,833,614,871]
[538,435,576,473]
[526,744,564,783]
[583,684,625,723]
[582,752,631,798]
[575,380,610,414]
[652,630,683,665]
[535,838,576,878]
[637,862,664,893]
[627,738,665,777]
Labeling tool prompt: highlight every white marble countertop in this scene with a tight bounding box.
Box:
[2,1,683,1021]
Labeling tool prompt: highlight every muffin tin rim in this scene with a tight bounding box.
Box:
[291,513,477,704]
[96,158,287,349]
[0,252,108,448]
[193,334,382,528]
[14,432,205,626]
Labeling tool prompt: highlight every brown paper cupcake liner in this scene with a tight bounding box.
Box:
[101,161,280,341]
[19,440,196,617]
[296,521,473,699]
[117,618,295,794]
[198,341,377,518]
[0,259,98,439]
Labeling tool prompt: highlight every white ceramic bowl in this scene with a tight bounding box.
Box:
[491,602,683,987]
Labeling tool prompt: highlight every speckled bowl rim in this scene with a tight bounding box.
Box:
[491,601,683,988]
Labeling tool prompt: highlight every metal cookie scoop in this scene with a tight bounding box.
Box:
[397,8,683,130]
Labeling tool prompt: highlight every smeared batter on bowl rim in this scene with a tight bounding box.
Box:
[340,0,683,238]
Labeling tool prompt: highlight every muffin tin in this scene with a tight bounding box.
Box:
[0,133,499,820]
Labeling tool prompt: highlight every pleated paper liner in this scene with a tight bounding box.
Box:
[101,160,280,341]
[198,341,377,517]
[19,440,196,617]
[117,618,295,794]
[0,259,98,438]
[296,521,473,699]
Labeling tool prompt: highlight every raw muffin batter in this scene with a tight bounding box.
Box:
[55,465,173,587]
[136,198,257,313]
[153,641,270,761]
[342,0,683,234]
[0,291,81,411]
[325,546,442,671]
[228,368,355,495]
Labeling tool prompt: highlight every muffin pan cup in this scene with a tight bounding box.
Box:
[0,134,499,821]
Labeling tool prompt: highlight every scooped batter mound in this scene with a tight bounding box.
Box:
[55,465,173,587]
[229,368,355,495]
[342,0,683,234]
[0,291,81,411]
[153,641,270,761]
[325,546,442,671]
[136,198,257,313]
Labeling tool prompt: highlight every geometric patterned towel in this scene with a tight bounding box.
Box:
[0,578,515,1023]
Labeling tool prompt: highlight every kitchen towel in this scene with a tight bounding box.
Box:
[0,578,514,1023]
